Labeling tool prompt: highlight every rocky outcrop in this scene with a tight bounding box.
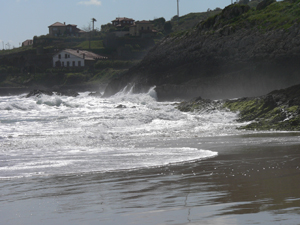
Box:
[256,0,276,10]
[177,84,300,131]
[103,2,300,101]
[224,84,300,130]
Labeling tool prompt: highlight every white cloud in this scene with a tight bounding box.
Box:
[78,0,102,6]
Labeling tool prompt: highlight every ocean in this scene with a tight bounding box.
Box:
[1,87,300,225]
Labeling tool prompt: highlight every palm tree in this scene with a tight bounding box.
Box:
[91,18,97,32]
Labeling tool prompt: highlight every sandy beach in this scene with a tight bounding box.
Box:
[1,133,300,225]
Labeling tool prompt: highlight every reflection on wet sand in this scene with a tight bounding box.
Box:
[1,135,300,225]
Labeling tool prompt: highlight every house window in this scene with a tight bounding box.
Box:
[78,61,81,67]
[65,54,67,59]
[68,55,70,58]
[58,54,61,59]
[62,62,64,67]
[67,61,70,67]
[72,61,75,67]
[147,27,150,30]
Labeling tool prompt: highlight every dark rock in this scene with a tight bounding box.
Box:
[116,104,126,109]
[177,84,300,130]
[221,4,250,20]
[56,90,79,97]
[57,90,79,97]
[256,0,276,10]
[89,92,102,97]
[26,89,53,98]
[177,96,222,112]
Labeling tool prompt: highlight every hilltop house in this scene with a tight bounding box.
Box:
[48,22,85,37]
[112,17,135,28]
[53,49,106,67]
[110,17,156,37]
[129,20,156,37]
[22,39,33,47]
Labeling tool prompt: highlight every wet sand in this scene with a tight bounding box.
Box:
[1,133,300,225]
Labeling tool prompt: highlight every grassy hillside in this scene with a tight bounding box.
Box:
[2,0,272,90]
[171,9,222,32]
[198,0,300,32]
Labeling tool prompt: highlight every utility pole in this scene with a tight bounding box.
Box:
[91,18,97,32]
[177,0,179,22]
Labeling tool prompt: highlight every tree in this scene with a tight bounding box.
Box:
[164,21,172,33]
[82,23,92,32]
[239,0,250,4]
[82,23,93,49]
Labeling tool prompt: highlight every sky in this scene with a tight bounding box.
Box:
[1,0,231,49]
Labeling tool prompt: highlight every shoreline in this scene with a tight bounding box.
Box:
[0,83,107,96]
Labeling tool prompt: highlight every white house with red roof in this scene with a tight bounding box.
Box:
[53,49,107,67]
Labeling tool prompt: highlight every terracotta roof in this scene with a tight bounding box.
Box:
[63,49,107,61]
[49,22,78,28]
[22,39,33,46]
[49,22,66,27]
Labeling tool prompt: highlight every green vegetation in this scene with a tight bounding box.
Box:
[75,40,104,49]
[0,65,19,73]
[177,84,300,131]
[90,68,128,84]
[222,93,300,131]
[246,0,300,30]
[94,60,139,69]
[171,9,222,32]
[0,45,34,56]
[3,0,300,92]
[196,0,300,32]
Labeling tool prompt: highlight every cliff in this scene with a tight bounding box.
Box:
[103,0,300,100]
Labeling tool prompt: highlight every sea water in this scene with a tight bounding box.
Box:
[0,87,241,179]
[1,87,300,225]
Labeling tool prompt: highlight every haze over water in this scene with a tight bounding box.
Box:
[0,88,300,224]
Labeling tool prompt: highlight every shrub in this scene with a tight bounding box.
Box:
[94,60,138,69]
[64,73,87,84]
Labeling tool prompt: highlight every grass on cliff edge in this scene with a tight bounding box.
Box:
[245,0,300,30]
[195,0,300,33]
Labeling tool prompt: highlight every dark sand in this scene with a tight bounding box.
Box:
[1,133,300,225]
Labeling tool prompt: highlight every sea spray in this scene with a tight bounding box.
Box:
[0,90,246,179]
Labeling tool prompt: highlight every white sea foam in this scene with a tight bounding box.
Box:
[0,87,245,179]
